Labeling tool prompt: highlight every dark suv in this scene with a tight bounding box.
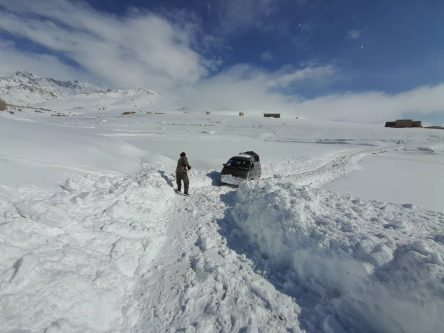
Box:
[220,151,261,186]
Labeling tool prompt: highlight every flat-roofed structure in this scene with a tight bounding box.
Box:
[264,113,280,118]
[385,119,422,128]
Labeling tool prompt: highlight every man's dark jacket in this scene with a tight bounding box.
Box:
[176,156,191,174]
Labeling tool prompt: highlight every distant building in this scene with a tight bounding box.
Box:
[385,119,422,128]
[264,113,281,118]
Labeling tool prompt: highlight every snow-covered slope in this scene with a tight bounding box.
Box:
[0,71,157,106]
[0,77,443,332]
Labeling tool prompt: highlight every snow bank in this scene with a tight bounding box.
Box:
[0,117,146,190]
[230,181,444,333]
[0,164,174,332]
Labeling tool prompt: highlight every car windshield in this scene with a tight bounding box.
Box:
[226,158,250,169]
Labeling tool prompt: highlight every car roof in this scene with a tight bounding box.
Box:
[232,154,254,160]
[239,151,260,161]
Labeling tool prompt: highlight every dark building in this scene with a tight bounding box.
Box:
[385,119,422,128]
[264,113,281,118]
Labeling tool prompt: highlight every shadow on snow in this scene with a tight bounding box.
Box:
[216,190,378,333]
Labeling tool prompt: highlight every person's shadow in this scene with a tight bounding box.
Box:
[158,170,174,188]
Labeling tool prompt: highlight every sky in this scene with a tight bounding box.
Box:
[0,0,444,123]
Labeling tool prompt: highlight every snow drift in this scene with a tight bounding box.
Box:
[230,181,444,333]
[0,166,174,332]
[1,70,443,332]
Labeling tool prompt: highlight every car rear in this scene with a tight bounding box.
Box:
[220,155,253,185]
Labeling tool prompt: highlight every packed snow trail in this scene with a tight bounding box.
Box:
[129,143,443,333]
[263,143,406,187]
[132,172,303,332]
[1,145,372,333]
[1,140,442,332]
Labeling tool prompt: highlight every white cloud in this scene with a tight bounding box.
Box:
[261,51,274,62]
[267,66,336,88]
[296,84,444,123]
[348,30,361,40]
[0,41,91,81]
[0,0,443,124]
[168,64,297,113]
[215,0,278,33]
[169,64,444,124]
[0,0,207,90]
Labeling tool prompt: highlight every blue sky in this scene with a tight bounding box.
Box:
[82,0,444,93]
[0,0,443,123]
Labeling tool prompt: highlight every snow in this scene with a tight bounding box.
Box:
[230,181,444,333]
[327,146,444,213]
[1,169,172,332]
[0,117,145,191]
[0,71,157,105]
[0,72,443,332]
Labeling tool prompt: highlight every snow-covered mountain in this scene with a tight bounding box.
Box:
[0,71,157,105]
[1,81,444,332]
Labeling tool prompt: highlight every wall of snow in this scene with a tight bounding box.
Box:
[230,181,444,333]
[0,165,174,332]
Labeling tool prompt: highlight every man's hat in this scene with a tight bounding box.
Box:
[180,152,186,157]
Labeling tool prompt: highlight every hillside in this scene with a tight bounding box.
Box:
[0,73,443,333]
[0,71,158,112]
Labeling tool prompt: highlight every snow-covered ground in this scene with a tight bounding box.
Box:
[327,146,444,213]
[1,77,443,332]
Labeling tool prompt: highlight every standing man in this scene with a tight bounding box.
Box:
[176,152,191,195]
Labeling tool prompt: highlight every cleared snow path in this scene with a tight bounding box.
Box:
[1,139,442,332]
[132,170,303,332]
[129,145,382,332]
[264,143,402,187]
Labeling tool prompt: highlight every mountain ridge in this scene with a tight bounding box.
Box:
[0,71,158,105]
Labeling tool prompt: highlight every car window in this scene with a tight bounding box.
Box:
[226,158,249,168]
